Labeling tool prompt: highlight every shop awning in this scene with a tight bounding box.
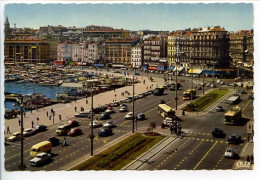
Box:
[148,66,157,70]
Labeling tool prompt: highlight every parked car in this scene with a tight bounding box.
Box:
[34,125,47,133]
[98,112,110,120]
[136,113,146,120]
[241,89,247,94]
[120,103,127,107]
[206,83,211,87]
[210,84,216,88]
[74,110,91,118]
[103,120,116,128]
[220,81,225,85]
[67,127,82,136]
[159,100,166,104]
[137,94,144,99]
[212,128,225,138]
[105,108,115,114]
[29,152,51,166]
[89,120,103,128]
[68,120,79,127]
[228,134,242,145]
[216,106,223,112]
[125,112,133,120]
[224,147,238,158]
[23,128,36,137]
[98,127,113,137]
[196,86,202,90]
[7,132,21,142]
[47,137,60,146]
[119,106,128,112]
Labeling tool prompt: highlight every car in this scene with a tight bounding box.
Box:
[105,108,115,114]
[169,85,175,91]
[23,128,36,137]
[196,86,202,90]
[224,147,238,158]
[113,70,121,73]
[136,113,146,120]
[67,127,82,136]
[29,152,51,166]
[109,101,120,107]
[159,100,166,104]
[120,103,127,107]
[135,73,140,76]
[98,127,113,137]
[240,89,247,94]
[98,112,110,120]
[220,81,225,85]
[34,125,47,133]
[217,80,221,84]
[228,134,242,145]
[68,120,79,127]
[137,94,144,99]
[206,83,211,87]
[210,84,216,88]
[7,132,21,142]
[212,128,225,138]
[233,92,240,96]
[89,120,103,128]
[200,82,205,86]
[47,137,60,146]
[74,110,91,118]
[103,120,116,128]
[125,112,133,120]
[119,106,128,112]
[216,106,223,112]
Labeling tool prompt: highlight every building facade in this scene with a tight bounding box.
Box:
[190,26,230,69]
[4,39,50,63]
[131,45,143,68]
[83,29,130,40]
[57,42,73,61]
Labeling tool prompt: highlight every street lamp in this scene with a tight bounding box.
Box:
[90,83,95,156]
[18,95,25,170]
[132,68,136,133]
[202,64,205,95]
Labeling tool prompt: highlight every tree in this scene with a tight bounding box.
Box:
[149,122,156,133]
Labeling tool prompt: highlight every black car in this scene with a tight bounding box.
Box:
[136,113,145,120]
[160,100,166,104]
[99,112,110,120]
[98,127,113,137]
[34,125,47,133]
[228,134,242,145]
[212,128,225,138]
[48,137,60,146]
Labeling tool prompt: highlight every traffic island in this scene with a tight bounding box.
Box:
[70,133,164,170]
[182,89,230,112]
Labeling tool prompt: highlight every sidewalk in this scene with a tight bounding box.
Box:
[4,75,164,137]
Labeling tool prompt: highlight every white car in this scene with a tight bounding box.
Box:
[125,112,133,120]
[119,106,128,112]
[220,81,225,85]
[210,84,216,88]
[105,108,115,114]
[30,152,51,166]
[103,120,116,128]
[7,132,21,142]
[224,147,237,158]
[89,120,103,128]
[23,128,36,137]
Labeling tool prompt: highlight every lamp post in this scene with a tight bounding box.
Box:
[202,64,205,95]
[132,68,136,133]
[18,95,25,170]
[90,83,94,156]
[212,61,215,89]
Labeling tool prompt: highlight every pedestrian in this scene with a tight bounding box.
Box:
[49,115,52,120]
[59,114,61,121]
[250,154,254,164]
[18,119,21,126]
[30,108,32,114]
[75,106,77,112]
[24,112,26,117]
[86,99,88,104]
[248,135,250,142]
[51,108,53,113]
[31,121,34,128]
[7,126,11,134]
[62,137,67,146]
[170,125,173,134]
[46,111,49,117]
[247,154,250,162]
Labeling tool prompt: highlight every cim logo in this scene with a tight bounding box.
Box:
[236,161,251,168]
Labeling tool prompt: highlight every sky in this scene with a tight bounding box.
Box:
[5,3,254,32]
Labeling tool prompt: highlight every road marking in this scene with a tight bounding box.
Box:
[242,99,252,119]
[193,141,218,170]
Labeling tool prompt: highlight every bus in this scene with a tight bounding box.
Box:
[158,104,175,118]
[183,89,196,100]
[224,106,242,125]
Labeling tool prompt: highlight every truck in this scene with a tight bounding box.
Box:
[154,86,165,96]
[183,89,196,100]
[226,96,240,104]
[224,106,242,125]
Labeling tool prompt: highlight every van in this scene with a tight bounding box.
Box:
[30,141,52,158]
[74,110,91,118]
[56,124,71,136]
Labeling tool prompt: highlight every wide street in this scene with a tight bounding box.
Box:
[4,69,253,171]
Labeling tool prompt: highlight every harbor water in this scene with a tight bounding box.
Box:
[5,82,72,111]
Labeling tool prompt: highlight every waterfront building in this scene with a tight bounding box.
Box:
[4,39,51,63]
[104,38,139,65]
[72,42,85,62]
[229,30,254,68]
[131,44,143,68]
[143,36,167,65]
[87,42,99,64]
[190,26,230,69]
[57,42,73,61]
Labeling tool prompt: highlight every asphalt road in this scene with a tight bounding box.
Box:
[4,69,253,171]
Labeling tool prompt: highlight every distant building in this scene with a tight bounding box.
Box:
[57,42,73,61]
[131,45,143,68]
[4,17,12,39]
[229,30,254,68]
[72,42,85,62]
[83,28,130,39]
[39,25,68,37]
[87,42,99,64]
[190,26,230,69]
[4,39,50,63]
